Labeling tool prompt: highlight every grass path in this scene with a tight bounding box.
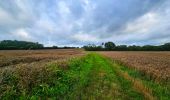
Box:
[72,53,145,100]
[59,53,147,100]
[1,53,169,99]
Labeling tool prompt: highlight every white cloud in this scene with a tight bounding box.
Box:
[58,1,71,19]
[72,33,98,42]
[124,12,159,34]
[13,29,32,40]
[103,6,170,45]
[0,8,15,26]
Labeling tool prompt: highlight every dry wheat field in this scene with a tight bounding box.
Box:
[0,50,169,99]
[99,51,170,82]
[0,49,85,68]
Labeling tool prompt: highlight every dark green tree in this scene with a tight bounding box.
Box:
[104,42,116,50]
[83,44,103,51]
[0,40,43,50]
[161,43,170,51]
[115,45,128,51]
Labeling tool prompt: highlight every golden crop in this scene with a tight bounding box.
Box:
[99,51,170,82]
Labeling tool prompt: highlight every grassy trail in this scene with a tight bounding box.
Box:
[73,53,145,100]
[60,53,146,100]
[1,53,169,100]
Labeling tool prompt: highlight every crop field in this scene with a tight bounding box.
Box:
[99,51,170,82]
[0,50,170,99]
[0,49,85,68]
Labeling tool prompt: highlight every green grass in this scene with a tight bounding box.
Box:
[71,53,144,100]
[0,53,169,100]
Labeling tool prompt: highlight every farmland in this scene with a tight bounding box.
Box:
[99,51,170,82]
[0,50,170,99]
[0,49,85,68]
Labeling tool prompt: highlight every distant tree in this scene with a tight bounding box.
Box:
[101,42,104,47]
[82,41,170,51]
[104,42,116,50]
[128,45,141,51]
[52,46,58,49]
[0,40,43,50]
[115,45,128,51]
[83,44,103,51]
[161,43,170,51]
[141,45,158,51]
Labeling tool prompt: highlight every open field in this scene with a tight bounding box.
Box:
[0,49,85,68]
[99,51,170,82]
[0,50,169,99]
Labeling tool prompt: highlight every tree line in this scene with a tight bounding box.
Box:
[83,42,170,51]
[0,40,170,51]
[0,40,44,50]
[0,40,79,50]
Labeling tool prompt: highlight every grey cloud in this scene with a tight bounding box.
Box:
[0,0,170,46]
[83,0,162,34]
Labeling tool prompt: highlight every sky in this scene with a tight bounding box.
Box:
[0,0,170,47]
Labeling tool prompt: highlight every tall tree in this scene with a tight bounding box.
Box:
[104,42,116,50]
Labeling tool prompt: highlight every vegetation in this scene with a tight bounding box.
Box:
[104,41,116,50]
[0,40,43,50]
[0,40,169,51]
[0,49,84,67]
[117,64,170,100]
[0,40,79,50]
[0,53,169,99]
[100,51,170,82]
[84,41,170,51]
[83,44,103,51]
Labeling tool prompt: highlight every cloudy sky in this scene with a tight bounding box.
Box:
[0,0,170,46]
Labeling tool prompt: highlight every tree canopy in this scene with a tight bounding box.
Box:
[0,40,43,50]
[83,42,170,51]
[0,40,170,51]
[104,42,116,50]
